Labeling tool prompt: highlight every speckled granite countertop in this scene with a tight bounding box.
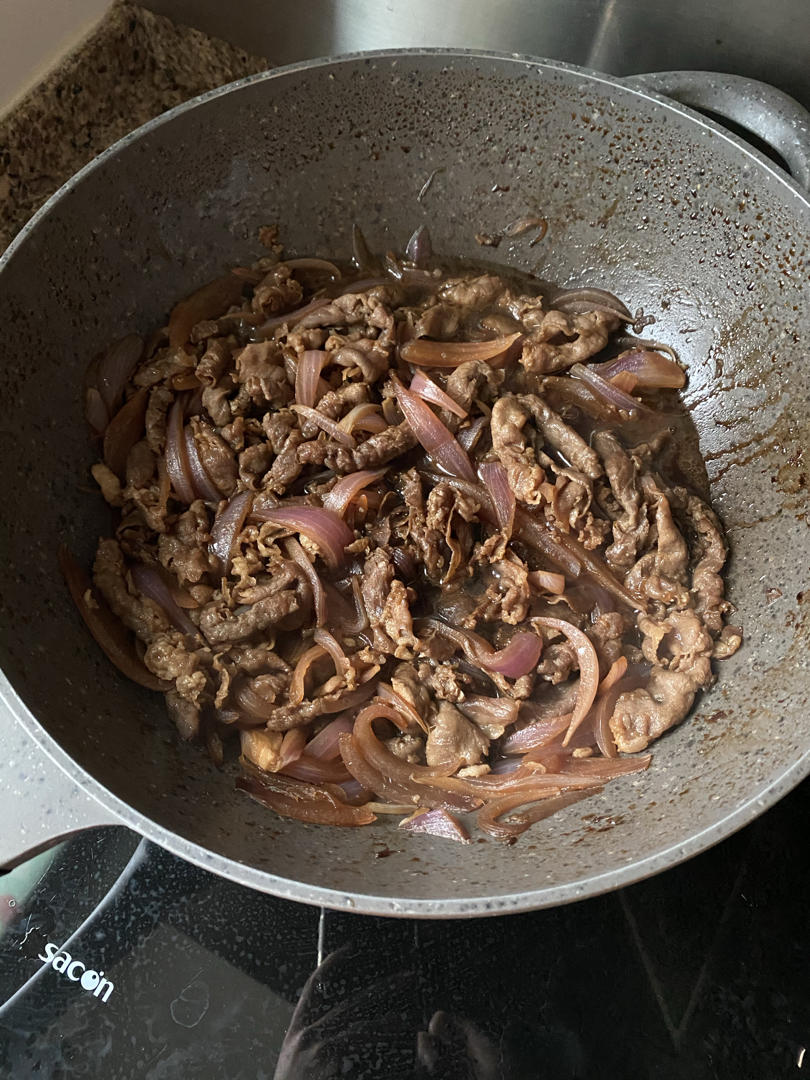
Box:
[0,0,267,252]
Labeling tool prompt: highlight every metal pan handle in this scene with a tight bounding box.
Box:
[625,71,810,192]
[0,705,121,871]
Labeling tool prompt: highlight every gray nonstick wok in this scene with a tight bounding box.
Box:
[0,52,808,917]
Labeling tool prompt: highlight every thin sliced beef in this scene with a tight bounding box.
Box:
[593,430,650,572]
[93,539,170,642]
[441,360,505,431]
[490,394,549,505]
[189,417,237,496]
[425,701,490,769]
[251,264,303,317]
[195,339,231,387]
[469,558,531,626]
[610,668,699,754]
[82,252,740,831]
[158,503,213,585]
[199,566,300,644]
[520,309,620,373]
[399,468,445,582]
[233,341,292,409]
[438,274,505,309]
[611,609,714,753]
[298,420,417,474]
[549,468,611,550]
[360,548,419,658]
[685,495,730,635]
[391,661,436,723]
[492,393,601,507]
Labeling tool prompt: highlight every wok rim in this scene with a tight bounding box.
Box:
[2,48,808,917]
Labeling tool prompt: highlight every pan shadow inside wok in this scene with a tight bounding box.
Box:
[0,53,808,915]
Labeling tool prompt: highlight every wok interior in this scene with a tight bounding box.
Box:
[0,54,807,909]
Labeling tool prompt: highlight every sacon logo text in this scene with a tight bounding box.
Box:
[37,943,114,1002]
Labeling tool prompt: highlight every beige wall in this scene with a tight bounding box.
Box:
[0,0,110,114]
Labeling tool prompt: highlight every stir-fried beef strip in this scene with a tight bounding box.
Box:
[74,228,741,842]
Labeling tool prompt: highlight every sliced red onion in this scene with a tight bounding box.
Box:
[283,258,341,279]
[504,214,547,238]
[255,296,333,337]
[500,712,571,754]
[399,808,470,843]
[610,371,638,394]
[253,506,354,569]
[355,413,388,434]
[478,631,543,678]
[210,490,253,575]
[295,349,327,407]
[551,287,632,321]
[289,645,329,705]
[278,727,308,770]
[284,536,327,626]
[390,546,417,580]
[183,424,224,503]
[392,376,474,481]
[404,224,433,267]
[409,371,467,418]
[570,363,653,417]
[306,714,356,760]
[614,335,681,364]
[456,416,488,452]
[282,754,352,784]
[489,756,522,775]
[168,274,244,349]
[165,398,196,504]
[236,769,376,826]
[313,627,350,679]
[591,348,686,389]
[336,276,389,296]
[85,387,109,434]
[476,788,592,843]
[351,224,375,271]
[130,563,199,638]
[527,570,566,595]
[322,468,387,517]
[400,332,522,369]
[376,681,428,733]
[346,577,369,633]
[478,462,514,534]
[592,691,620,759]
[339,779,369,805]
[59,546,168,691]
[533,617,600,746]
[103,388,148,478]
[338,403,386,435]
[598,655,628,696]
[349,708,482,813]
[421,619,541,680]
[561,753,650,779]
[291,405,357,447]
[96,334,143,415]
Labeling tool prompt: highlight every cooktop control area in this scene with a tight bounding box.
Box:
[1,776,808,1079]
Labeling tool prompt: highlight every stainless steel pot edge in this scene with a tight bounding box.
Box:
[1,49,809,916]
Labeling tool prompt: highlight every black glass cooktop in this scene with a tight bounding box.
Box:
[1,774,808,1080]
